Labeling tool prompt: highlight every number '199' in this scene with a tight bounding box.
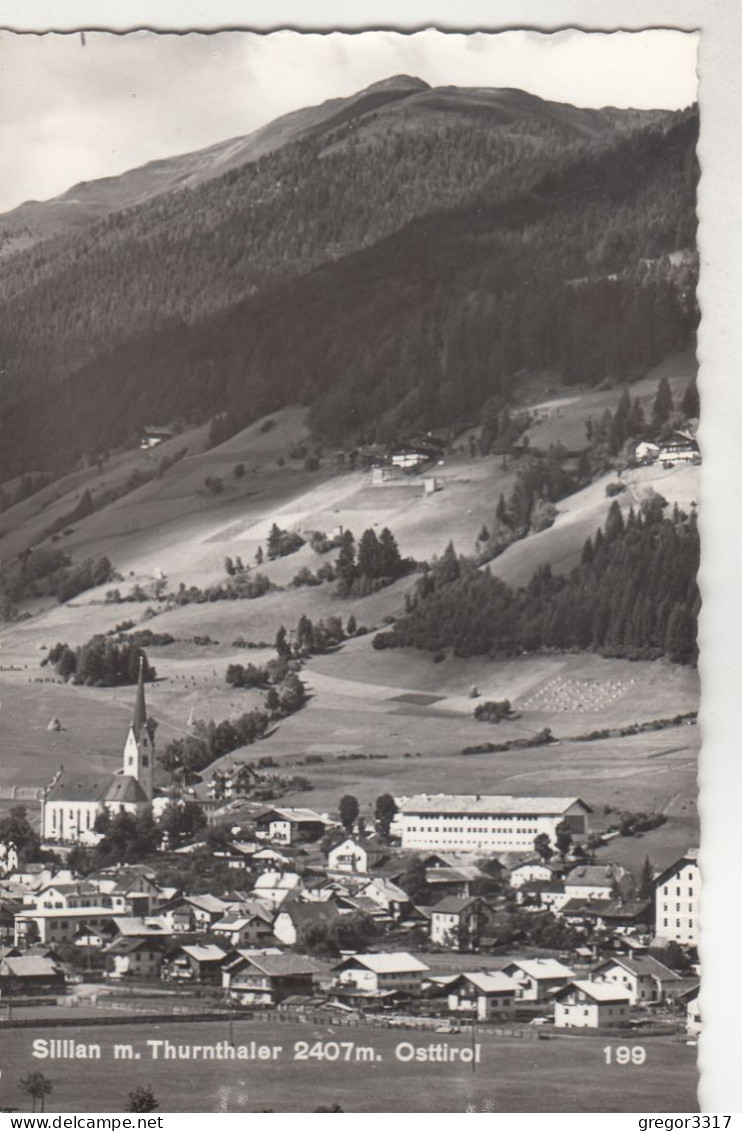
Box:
[603,1045,646,1065]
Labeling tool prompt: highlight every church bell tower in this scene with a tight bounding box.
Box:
[123,658,154,799]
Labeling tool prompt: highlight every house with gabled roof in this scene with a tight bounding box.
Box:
[162,944,227,985]
[212,903,275,949]
[356,877,410,920]
[273,899,340,946]
[509,859,568,889]
[252,871,302,909]
[326,837,388,875]
[332,952,429,996]
[0,955,65,995]
[424,863,487,900]
[598,898,653,932]
[515,879,567,911]
[429,896,495,951]
[499,958,575,1002]
[559,897,613,929]
[104,936,167,980]
[554,980,631,1028]
[590,955,680,1005]
[563,863,628,903]
[444,971,520,1019]
[110,916,171,941]
[158,894,231,933]
[255,807,330,846]
[678,981,701,1037]
[222,950,319,1005]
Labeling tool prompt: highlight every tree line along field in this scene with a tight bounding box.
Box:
[1,1019,699,1113]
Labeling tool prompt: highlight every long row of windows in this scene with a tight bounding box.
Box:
[406,825,541,835]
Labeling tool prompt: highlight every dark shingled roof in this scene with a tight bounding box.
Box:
[45,772,114,803]
[431,896,482,915]
[278,901,339,927]
[103,775,149,804]
[239,953,319,977]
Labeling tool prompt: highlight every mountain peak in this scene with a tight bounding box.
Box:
[359,74,430,97]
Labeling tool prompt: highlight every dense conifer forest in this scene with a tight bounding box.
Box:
[372,501,700,665]
[0,83,698,479]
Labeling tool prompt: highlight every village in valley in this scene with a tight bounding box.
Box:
[2,705,701,1031]
[0,363,702,1112]
[0,42,703,1115]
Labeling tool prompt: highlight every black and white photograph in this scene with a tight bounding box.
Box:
[0,16,719,1115]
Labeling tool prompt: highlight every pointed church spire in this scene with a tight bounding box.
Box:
[132,654,147,739]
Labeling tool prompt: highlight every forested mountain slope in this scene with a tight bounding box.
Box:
[0,79,697,479]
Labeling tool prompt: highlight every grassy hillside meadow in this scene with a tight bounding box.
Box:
[0,366,699,870]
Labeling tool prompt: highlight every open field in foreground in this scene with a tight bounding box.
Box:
[1,1018,698,1113]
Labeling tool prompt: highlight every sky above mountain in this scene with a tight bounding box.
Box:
[0,28,698,214]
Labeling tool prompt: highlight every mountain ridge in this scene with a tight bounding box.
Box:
[0,75,672,256]
[0,79,697,480]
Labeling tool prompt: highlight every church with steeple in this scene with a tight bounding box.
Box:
[41,661,157,844]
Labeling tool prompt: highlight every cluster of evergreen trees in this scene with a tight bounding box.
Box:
[0,102,697,480]
[0,472,52,514]
[374,500,699,664]
[275,614,350,658]
[43,639,156,686]
[0,551,115,621]
[266,524,305,559]
[161,671,307,778]
[334,527,412,597]
[495,446,591,537]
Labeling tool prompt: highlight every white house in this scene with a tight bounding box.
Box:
[326,837,386,875]
[356,877,410,919]
[211,906,275,949]
[254,808,329,846]
[332,952,430,996]
[445,972,520,1019]
[563,863,627,904]
[509,860,561,889]
[590,956,680,1005]
[654,849,699,946]
[395,794,591,853]
[222,951,318,1006]
[635,441,660,463]
[252,871,302,909]
[499,959,575,1002]
[272,900,339,946]
[429,896,492,950]
[554,980,631,1028]
[679,984,701,1037]
[14,908,103,946]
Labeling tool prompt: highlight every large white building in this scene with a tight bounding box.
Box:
[654,848,699,946]
[395,794,591,853]
[40,663,155,844]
